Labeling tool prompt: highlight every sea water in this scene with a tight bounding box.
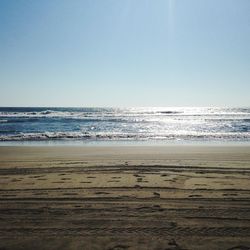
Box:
[0,107,250,144]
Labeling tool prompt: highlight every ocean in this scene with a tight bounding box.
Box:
[0,107,250,144]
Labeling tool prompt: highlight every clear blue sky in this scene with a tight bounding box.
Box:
[0,0,249,107]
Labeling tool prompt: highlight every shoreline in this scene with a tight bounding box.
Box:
[1,139,250,147]
[1,145,250,162]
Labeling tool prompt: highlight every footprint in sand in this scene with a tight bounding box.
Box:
[164,239,187,250]
[227,246,250,250]
[153,192,160,198]
[107,245,130,250]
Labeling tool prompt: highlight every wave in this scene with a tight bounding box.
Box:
[158,111,181,114]
[1,131,250,141]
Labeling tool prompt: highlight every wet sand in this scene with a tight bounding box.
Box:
[0,145,250,250]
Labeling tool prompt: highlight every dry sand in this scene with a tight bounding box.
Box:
[0,145,250,250]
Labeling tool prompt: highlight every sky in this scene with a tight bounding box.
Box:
[0,0,250,107]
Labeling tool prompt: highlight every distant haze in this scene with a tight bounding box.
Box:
[0,0,249,107]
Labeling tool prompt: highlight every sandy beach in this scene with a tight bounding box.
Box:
[0,145,250,250]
